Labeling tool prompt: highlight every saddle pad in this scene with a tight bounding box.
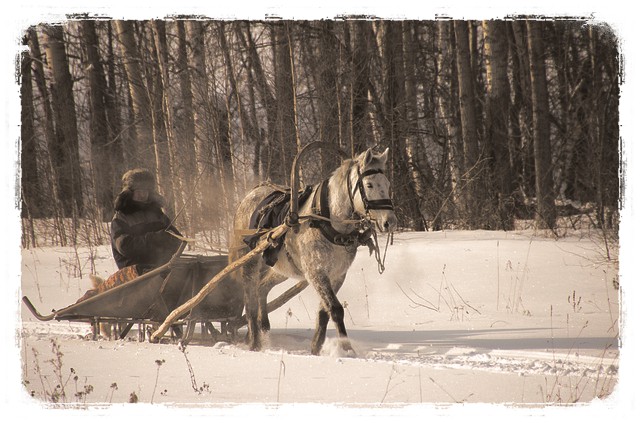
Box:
[243,185,313,266]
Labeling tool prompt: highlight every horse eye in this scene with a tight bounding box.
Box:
[366,183,373,189]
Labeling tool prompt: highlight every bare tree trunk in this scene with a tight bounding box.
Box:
[549,23,572,205]
[176,21,196,164]
[484,20,515,230]
[382,21,425,231]
[232,23,263,182]
[453,20,481,226]
[41,24,84,217]
[114,20,155,170]
[208,26,236,211]
[299,28,321,143]
[20,34,41,220]
[436,21,463,226]
[213,93,235,205]
[317,21,340,148]
[151,20,183,223]
[338,22,349,153]
[526,20,557,229]
[81,20,115,221]
[240,22,277,180]
[595,26,620,230]
[185,20,219,229]
[468,22,485,148]
[141,22,174,217]
[512,21,536,202]
[350,21,372,157]
[175,21,198,233]
[507,22,529,217]
[403,22,434,211]
[305,21,341,177]
[585,26,618,229]
[219,22,255,193]
[105,22,126,175]
[27,28,66,243]
[273,22,298,184]
[234,23,262,182]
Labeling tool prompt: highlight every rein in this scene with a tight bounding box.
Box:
[370,229,391,274]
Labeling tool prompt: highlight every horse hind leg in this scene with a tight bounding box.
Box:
[239,257,263,351]
[257,270,287,333]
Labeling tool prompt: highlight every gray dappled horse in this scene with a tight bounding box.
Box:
[230,148,397,355]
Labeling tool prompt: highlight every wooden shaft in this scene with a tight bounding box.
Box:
[149,224,288,343]
[266,280,309,313]
[230,279,310,328]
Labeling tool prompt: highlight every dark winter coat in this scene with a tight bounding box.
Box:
[110,189,182,271]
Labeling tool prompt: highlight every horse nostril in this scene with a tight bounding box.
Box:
[384,221,389,229]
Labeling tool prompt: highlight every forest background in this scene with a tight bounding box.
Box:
[3,1,640,418]
[17,17,620,250]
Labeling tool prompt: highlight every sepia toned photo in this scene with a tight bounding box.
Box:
[5,2,634,420]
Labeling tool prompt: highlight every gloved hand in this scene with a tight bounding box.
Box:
[164,230,183,250]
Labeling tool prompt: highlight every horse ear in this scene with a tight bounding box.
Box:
[378,148,390,165]
[359,148,373,168]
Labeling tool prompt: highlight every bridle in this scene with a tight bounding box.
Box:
[346,166,395,219]
[308,163,393,245]
[302,161,395,273]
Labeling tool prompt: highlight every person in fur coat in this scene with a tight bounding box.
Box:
[77,169,182,303]
[110,168,182,272]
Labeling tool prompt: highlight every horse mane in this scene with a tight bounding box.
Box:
[329,158,355,188]
[329,153,387,186]
[325,159,357,222]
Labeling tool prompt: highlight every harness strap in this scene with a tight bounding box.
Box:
[310,179,371,248]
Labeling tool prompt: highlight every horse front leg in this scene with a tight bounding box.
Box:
[311,308,330,355]
[309,273,353,355]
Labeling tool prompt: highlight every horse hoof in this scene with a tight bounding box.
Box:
[249,340,262,351]
[313,338,357,357]
[340,340,357,358]
[344,348,357,358]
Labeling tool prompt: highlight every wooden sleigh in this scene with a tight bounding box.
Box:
[22,239,309,344]
[22,243,242,343]
[22,142,356,346]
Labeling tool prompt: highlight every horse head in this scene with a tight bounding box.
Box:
[350,148,398,233]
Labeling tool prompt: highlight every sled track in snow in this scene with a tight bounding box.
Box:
[21,321,92,341]
[364,349,618,379]
[21,321,618,380]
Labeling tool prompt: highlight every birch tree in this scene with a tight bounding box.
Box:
[81,20,116,221]
[115,21,155,170]
[41,24,84,217]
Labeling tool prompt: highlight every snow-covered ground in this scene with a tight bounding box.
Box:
[11,229,627,420]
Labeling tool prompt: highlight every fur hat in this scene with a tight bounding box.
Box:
[121,168,156,192]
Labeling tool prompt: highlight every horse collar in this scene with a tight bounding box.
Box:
[310,179,372,248]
